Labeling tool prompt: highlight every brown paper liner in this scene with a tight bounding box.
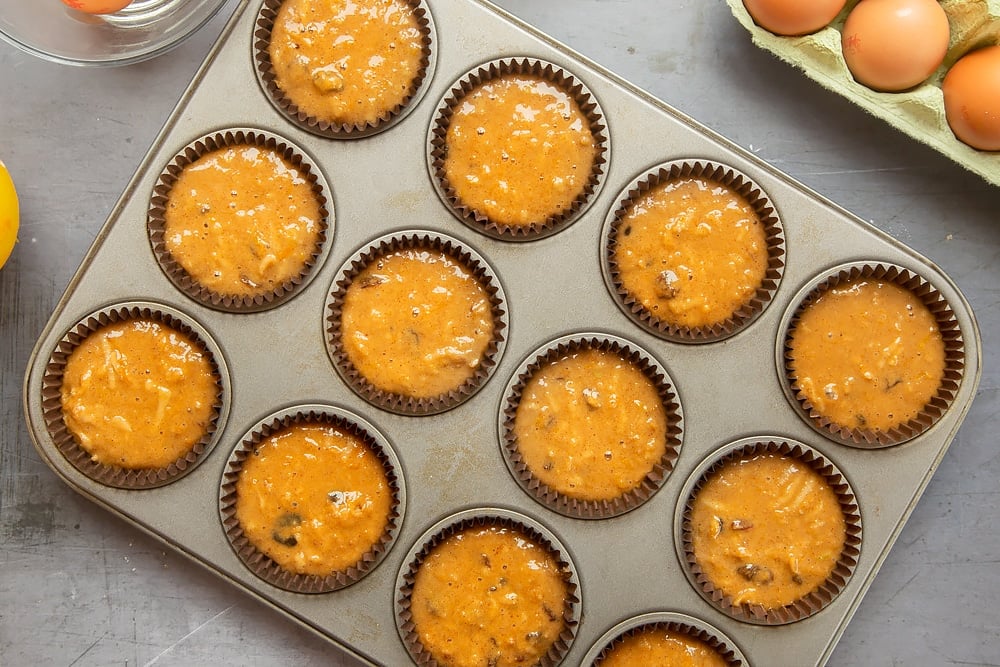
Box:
[325,231,507,416]
[253,0,435,138]
[429,57,609,240]
[678,438,862,625]
[40,303,227,490]
[585,612,747,666]
[604,159,785,343]
[219,406,403,593]
[148,128,331,313]
[500,334,683,519]
[782,262,965,448]
[396,509,580,667]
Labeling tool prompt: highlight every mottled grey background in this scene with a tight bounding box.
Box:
[1,1,997,665]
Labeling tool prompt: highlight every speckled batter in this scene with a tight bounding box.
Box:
[235,423,391,577]
[600,626,729,667]
[410,525,569,667]
[614,176,768,329]
[340,248,494,399]
[164,145,322,298]
[512,347,667,501]
[269,0,425,126]
[788,278,946,432]
[690,453,846,609]
[61,319,217,469]
[444,74,597,227]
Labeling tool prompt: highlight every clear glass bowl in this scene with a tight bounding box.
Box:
[0,0,234,67]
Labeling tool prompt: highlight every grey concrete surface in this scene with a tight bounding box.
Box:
[1,1,998,665]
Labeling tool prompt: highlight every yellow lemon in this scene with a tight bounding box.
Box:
[0,159,18,270]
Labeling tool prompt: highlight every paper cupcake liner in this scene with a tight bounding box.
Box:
[429,57,609,240]
[603,159,785,343]
[395,508,580,667]
[219,404,404,593]
[254,0,435,138]
[499,334,683,519]
[148,128,332,313]
[325,230,508,416]
[675,437,862,625]
[581,611,748,666]
[40,302,228,490]
[780,262,965,448]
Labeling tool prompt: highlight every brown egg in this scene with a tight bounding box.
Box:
[60,0,133,14]
[943,46,1000,151]
[743,0,847,36]
[841,0,950,92]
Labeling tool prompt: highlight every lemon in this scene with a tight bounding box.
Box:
[0,159,18,270]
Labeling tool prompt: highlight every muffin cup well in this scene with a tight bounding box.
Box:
[325,230,508,416]
[428,57,609,241]
[40,302,229,490]
[219,404,404,593]
[581,611,748,666]
[499,333,683,519]
[779,262,965,448]
[148,128,333,313]
[675,437,862,625]
[395,507,580,667]
[602,159,785,343]
[254,0,436,138]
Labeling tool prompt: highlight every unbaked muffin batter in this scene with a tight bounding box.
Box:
[235,423,391,577]
[410,525,569,667]
[60,319,217,469]
[613,176,768,329]
[444,73,598,227]
[690,453,846,609]
[340,248,494,399]
[269,0,425,127]
[788,278,946,432]
[164,145,323,298]
[600,626,728,667]
[512,347,667,501]
[789,280,945,431]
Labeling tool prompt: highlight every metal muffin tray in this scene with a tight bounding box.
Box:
[22,1,983,665]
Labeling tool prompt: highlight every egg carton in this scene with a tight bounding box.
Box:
[727,0,1000,187]
[23,0,983,665]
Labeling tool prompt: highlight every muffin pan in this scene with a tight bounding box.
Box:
[22,1,982,666]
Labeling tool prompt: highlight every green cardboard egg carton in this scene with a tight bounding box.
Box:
[727,0,1000,187]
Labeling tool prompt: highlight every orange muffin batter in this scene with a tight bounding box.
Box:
[444,73,598,227]
[788,278,946,433]
[60,319,217,469]
[340,248,494,399]
[600,626,728,667]
[690,453,846,609]
[269,0,426,127]
[164,144,323,298]
[410,525,569,667]
[614,176,768,329]
[235,423,391,577]
[512,347,667,501]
